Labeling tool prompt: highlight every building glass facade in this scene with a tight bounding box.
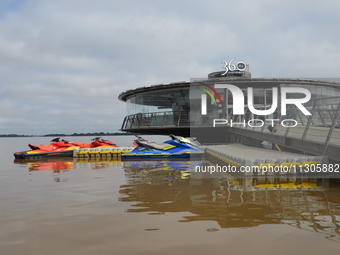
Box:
[119,78,340,131]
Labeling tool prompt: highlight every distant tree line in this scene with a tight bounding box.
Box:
[0,132,139,137]
[0,134,32,137]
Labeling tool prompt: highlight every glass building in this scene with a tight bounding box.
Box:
[119,69,340,143]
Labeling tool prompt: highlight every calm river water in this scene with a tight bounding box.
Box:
[0,136,340,255]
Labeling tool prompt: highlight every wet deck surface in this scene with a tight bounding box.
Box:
[203,143,325,166]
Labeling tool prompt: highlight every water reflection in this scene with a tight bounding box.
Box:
[14,158,122,173]
[14,158,74,173]
[120,160,340,242]
[11,157,340,242]
[122,160,203,183]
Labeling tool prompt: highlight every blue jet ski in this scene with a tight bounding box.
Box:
[122,135,204,159]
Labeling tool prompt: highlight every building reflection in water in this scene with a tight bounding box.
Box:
[120,160,340,242]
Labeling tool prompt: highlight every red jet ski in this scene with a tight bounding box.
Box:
[14,137,118,159]
[86,137,118,148]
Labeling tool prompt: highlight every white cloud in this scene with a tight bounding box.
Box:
[1,0,340,134]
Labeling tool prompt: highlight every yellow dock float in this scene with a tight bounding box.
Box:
[73,147,134,158]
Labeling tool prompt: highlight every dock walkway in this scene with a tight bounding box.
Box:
[203,144,326,169]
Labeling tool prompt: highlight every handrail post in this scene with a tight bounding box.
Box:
[177,111,181,126]
[324,101,340,150]
[317,106,326,127]
[302,100,318,140]
[121,116,127,130]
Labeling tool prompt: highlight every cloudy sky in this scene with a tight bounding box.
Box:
[1,0,340,135]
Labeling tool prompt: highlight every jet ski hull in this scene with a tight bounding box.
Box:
[14,149,75,160]
[122,151,204,160]
[122,135,204,160]
[13,137,118,160]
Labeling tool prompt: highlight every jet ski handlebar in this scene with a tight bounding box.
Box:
[50,137,60,142]
[135,135,147,142]
[169,134,178,140]
[50,137,69,143]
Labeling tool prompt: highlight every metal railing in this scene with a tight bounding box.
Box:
[229,96,340,148]
[121,111,190,130]
[121,96,340,148]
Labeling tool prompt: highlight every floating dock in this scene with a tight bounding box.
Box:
[72,144,328,175]
[203,144,327,175]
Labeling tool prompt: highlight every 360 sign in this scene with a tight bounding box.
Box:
[222,58,246,75]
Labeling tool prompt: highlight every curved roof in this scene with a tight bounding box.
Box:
[118,81,189,102]
[118,77,340,102]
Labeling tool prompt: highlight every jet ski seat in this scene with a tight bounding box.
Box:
[136,140,172,150]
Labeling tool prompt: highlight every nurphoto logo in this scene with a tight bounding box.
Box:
[201,85,311,128]
[199,60,312,128]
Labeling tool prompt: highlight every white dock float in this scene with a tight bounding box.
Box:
[203,144,327,175]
